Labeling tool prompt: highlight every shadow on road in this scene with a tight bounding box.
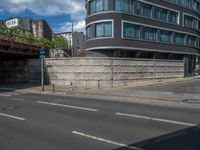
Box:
[112,125,200,150]
[0,83,41,93]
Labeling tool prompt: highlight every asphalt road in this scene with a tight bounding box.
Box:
[0,92,200,150]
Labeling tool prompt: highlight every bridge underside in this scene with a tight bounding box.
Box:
[0,39,40,60]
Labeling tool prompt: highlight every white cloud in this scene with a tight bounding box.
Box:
[58,20,85,33]
[0,0,86,32]
[1,0,85,15]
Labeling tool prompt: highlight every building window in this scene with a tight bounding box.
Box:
[143,27,157,41]
[90,0,95,14]
[184,15,193,28]
[96,0,108,12]
[197,38,200,47]
[192,0,198,11]
[114,0,133,12]
[155,7,168,21]
[160,30,172,43]
[174,33,185,45]
[95,21,112,37]
[89,0,108,15]
[136,2,152,18]
[86,25,92,40]
[193,18,198,29]
[184,15,199,29]
[123,22,140,39]
[169,11,179,24]
[187,35,196,47]
[179,0,189,7]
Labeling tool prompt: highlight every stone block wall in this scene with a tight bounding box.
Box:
[28,58,184,89]
[0,58,184,89]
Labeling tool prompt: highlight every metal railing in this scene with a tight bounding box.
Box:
[0,27,41,47]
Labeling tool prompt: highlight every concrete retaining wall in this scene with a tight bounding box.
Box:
[0,58,184,88]
[28,57,185,89]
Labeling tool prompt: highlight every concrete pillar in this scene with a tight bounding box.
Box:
[183,56,189,77]
[110,0,114,10]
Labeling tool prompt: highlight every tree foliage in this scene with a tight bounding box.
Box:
[52,35,68,49]
[37,37,53,50]
[0,25,70,51]
[0,25,18,40]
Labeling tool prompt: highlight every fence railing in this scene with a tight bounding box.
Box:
[0,29,41,47]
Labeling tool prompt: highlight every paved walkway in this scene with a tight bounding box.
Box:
[1,76,200,108]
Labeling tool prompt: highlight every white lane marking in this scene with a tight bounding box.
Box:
[115,112,197,127]
[11,98,25,101]
[37,101,98,112]
[0,92,19,97]
[0,93,11,97]
[0,113,25,121]
[72,131,143,150]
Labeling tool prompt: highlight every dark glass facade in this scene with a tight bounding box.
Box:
[85,0,200,65]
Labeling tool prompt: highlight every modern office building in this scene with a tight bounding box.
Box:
[0,17,52,41]
[5,17,32,31]
[85,0,200,74]
[54,31,86,50]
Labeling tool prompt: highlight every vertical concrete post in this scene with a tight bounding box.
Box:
[69,82,73,92]
[153,57,156,82]
[52,84,55,93]
[27,60,30,84]
[41,57,44,91]
[111,58,114,88]
[98,80,100,89]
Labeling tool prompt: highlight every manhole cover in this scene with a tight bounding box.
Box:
[2,106,18,110]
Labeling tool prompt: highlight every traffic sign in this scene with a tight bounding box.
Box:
[40,48,46,57]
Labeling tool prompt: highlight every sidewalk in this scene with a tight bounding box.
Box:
[1,76,200,108]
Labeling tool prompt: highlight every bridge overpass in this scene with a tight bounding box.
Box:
[0,38,40,60]
[0,38,41,83]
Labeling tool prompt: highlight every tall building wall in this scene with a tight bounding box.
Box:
[55,32,86,50]
[1,17,52,41]
[85,0,200,58]
[32,20,52,41]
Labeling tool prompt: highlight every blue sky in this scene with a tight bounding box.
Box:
[0,0,85,33]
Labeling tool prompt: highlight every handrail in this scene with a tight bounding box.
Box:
[0,25,41,47]
[0,33,41,47]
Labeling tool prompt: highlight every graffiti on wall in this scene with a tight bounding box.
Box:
[49,49,70,58]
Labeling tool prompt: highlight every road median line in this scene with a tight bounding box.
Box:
[72,131,143,150]
[36,101,99,112]
[11,98,25,101]
[115,112,197,127]
[0,113,26,121]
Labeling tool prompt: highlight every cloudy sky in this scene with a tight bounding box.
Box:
[0,0,86,33]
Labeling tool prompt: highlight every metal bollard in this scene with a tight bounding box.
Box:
[52,84,55,93]
[69,82,73,92]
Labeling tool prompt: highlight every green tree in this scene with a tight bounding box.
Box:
[16,31,28,43]
[38,37,53,50]
[26,32,35,45]
[0,25,10,39]
[52,35,68,49]
[7,27,18,41]
[16,31,37,45]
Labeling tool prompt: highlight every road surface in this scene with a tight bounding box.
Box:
[0,91,200,150]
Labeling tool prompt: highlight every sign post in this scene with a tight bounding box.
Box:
[40,48,46,91]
